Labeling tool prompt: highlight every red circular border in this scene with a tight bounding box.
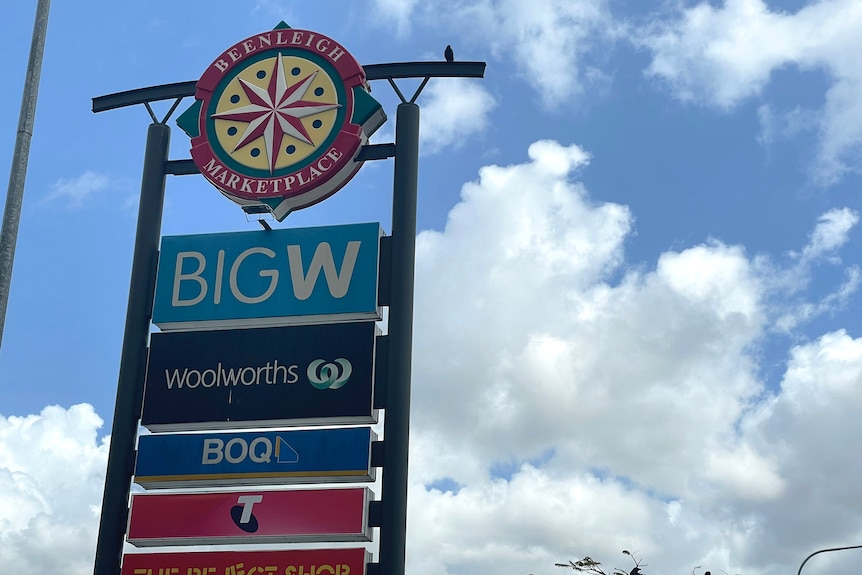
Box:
[190,28,368,203]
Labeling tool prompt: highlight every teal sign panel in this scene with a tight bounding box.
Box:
[152,222,381,330]
[134,427,375,489]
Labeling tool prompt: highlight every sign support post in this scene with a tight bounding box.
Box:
[379,102,419,575]
[93,122,169,575]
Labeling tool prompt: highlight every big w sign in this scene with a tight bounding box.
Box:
[152,222,382,330]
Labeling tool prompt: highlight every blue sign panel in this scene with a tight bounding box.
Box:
[135,427,375,489]
[152,222,381,331]
[141,322,378,431]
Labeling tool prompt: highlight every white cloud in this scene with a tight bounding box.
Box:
[402,139,861,575]
[408,466,662,575]
[640,0,862,184]
[0,404,108,575]
[375,0,862,182]
[419,79,497,154]
[42,171,112,208]
[773,266,861,332]
[410,141,767,501]
[252,1,296,23]
[705,444,785,501]
[757,104,820,148]
[763,208,861,332]
[800,207,859,262]
[456,0,617,107]
[642,0,800,108]
[729,329,862,563]
[371,0,419,37]
[370,0,615,107]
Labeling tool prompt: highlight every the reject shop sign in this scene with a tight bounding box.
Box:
[121,547,367,575]
[127,488,370,546]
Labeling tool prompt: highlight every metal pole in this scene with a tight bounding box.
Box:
[379,102,419,575]
[0,0,51,352]
[797,544,862,575]
[93,123,170,575]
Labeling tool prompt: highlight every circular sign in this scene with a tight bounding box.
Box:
[180,25,385,220]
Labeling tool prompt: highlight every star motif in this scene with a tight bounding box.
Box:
[212,52,341,173]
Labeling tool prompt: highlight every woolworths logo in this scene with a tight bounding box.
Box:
[163,360,300,389]
[307,358,352,389]
[161,359,353,390]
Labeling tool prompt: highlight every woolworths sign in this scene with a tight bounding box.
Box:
[141,322,378,431]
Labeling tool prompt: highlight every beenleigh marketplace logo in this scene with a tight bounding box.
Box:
[177,22,386,221]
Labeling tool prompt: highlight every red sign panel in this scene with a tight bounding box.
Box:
[127,488,370,546]
[121,547,367,575]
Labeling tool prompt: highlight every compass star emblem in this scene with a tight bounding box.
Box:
[179,24,386,220]
[212,52,341,173]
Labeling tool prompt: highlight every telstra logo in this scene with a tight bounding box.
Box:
[231,494,262,533]
[307,358,351,389]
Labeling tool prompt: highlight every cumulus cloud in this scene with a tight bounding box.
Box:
[371,0,419,37]
[411,141,765,497]
[402,139,861,575]
[640,0,862,184]
[408,466,662,575]
[374,0,862,183]
[371,0,616,107]
[729,329,862,564]
[0,404,108,575]
[458,0,615,106]
[42,171,113,208]
[419,79,497,154]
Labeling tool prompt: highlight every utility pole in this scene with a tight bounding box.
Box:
[0,0,51,352]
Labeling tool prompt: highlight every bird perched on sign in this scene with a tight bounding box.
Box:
[444,44,454,62]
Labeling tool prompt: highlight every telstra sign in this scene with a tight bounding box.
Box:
[152,222,381,331]
[127,488,372,546]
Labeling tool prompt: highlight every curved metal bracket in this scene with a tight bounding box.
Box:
[363,61,485,81]
[91,61,486,113]
[93,81,196,114]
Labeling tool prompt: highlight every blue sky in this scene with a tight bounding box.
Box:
[1,1,862,574]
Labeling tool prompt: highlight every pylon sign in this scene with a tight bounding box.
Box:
[90,18,456,575]
[176,21,386,220]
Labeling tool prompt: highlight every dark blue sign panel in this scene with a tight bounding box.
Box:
[152,223,382,331]
[135,427,375,489]
[142,322,377,431]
